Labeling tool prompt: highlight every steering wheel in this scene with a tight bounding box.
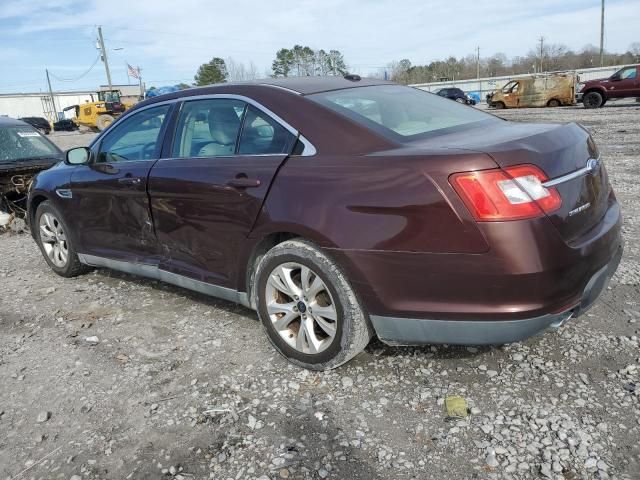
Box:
[141,142,156,159]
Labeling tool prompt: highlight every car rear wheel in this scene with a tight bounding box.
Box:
[547,99,561,107]
[35,201,88,278]
[254,239,372,370]
[493,101,505,109]
[455,97,466,103]
[583,91,603,109]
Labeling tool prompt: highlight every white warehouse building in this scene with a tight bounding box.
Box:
[0,85,142,122]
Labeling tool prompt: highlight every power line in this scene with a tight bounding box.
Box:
[48,55,101,82]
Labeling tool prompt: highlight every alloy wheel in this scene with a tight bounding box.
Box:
[39,212,69,268]
[265,262,338,354]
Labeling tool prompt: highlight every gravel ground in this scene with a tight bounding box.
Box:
[1,100,639,480]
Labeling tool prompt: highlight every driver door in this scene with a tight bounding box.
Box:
[608,66,639,98]
[69,103,172,262]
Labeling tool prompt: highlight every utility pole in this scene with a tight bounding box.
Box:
[45,69,57,122]
[97,25,113,90]
[539,36,545,73]
[476,46,481,79]
[599,0,605,67]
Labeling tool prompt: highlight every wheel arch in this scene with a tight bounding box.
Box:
[28,192,53,238]
[582,87,607,98]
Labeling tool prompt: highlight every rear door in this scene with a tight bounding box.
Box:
[69,104,171,261]
[148,96,297,287]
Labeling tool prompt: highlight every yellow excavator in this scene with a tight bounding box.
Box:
[63,90,132,131]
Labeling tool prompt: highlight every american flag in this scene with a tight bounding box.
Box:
[127,63,140,79]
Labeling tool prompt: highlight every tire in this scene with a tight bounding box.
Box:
[35,201,89,278]
[254,239,372,370]
[494,102,505,109]
[547,99,561,107]
[96,114,115,131]
[455,97,466,103]
[583,91,603,109]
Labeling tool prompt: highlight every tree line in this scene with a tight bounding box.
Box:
[185,41,639,88]
[192,45,347,86]
[386,42,640,85]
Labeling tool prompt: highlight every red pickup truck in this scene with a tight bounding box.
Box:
[576,64,640,108]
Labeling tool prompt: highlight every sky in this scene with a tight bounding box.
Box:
[0,0,638,94]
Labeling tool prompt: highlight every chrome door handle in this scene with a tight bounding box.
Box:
[118,177,142,185]
[226,178,261,188]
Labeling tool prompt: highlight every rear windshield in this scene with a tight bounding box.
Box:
[0,126,60,162]
[309,85,496,141]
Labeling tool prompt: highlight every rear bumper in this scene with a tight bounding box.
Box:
[326,198,622,345]
[370,245,622,345]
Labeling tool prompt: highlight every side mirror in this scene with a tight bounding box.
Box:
[610,75,621,82]
[66,147,90,165]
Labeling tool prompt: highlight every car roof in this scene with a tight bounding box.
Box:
[0,117,32,127]
[157,76,394,99]
[253,76,393,95]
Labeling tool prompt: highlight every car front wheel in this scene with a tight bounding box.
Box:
[254,239,372,370]
[35,201,88,277]
[583,91,604,109]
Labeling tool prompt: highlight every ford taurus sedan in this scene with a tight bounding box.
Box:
[28,76,623,370]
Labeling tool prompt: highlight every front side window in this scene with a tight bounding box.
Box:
[502,81,519,93]
[173,99,245,158]
[98,104,169,163]
[309,85,496,140]
[619,67,637,80]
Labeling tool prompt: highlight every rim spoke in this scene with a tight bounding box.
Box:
[300,266,312,292]
[306,275,325,299]
[295,322,308,351]
[268,301,299,330]
[39,225,55,242]
[313,315,336,337]
[311,305,337,321]
[301,317,321,353]
[44,214,55,230]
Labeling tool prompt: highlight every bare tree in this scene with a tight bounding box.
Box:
[226,58,261,81]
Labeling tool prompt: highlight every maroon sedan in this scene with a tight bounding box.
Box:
[28,76,622,370]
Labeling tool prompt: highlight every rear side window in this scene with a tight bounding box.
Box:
[173,99,245,158]
[238,105,295,155]
[172,99,296,157]
[309,85,495,140]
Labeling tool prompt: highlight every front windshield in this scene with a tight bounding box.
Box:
[309,85,496,140]
[99,91,121,102]
[0,126,60,162]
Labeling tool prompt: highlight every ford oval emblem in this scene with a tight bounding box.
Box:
[586,158,600,173]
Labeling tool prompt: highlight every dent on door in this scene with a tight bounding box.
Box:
[70,162,157,259]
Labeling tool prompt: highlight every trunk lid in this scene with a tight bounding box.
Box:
[417,121,611,243]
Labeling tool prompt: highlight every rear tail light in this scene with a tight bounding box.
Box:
[450,164,561,221]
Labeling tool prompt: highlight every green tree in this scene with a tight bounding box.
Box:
[176,82,191,90]
[194,57,228,86]
[272,48,294,77]
[272,46,347,77]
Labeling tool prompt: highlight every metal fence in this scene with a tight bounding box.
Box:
[410,65,625,102]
